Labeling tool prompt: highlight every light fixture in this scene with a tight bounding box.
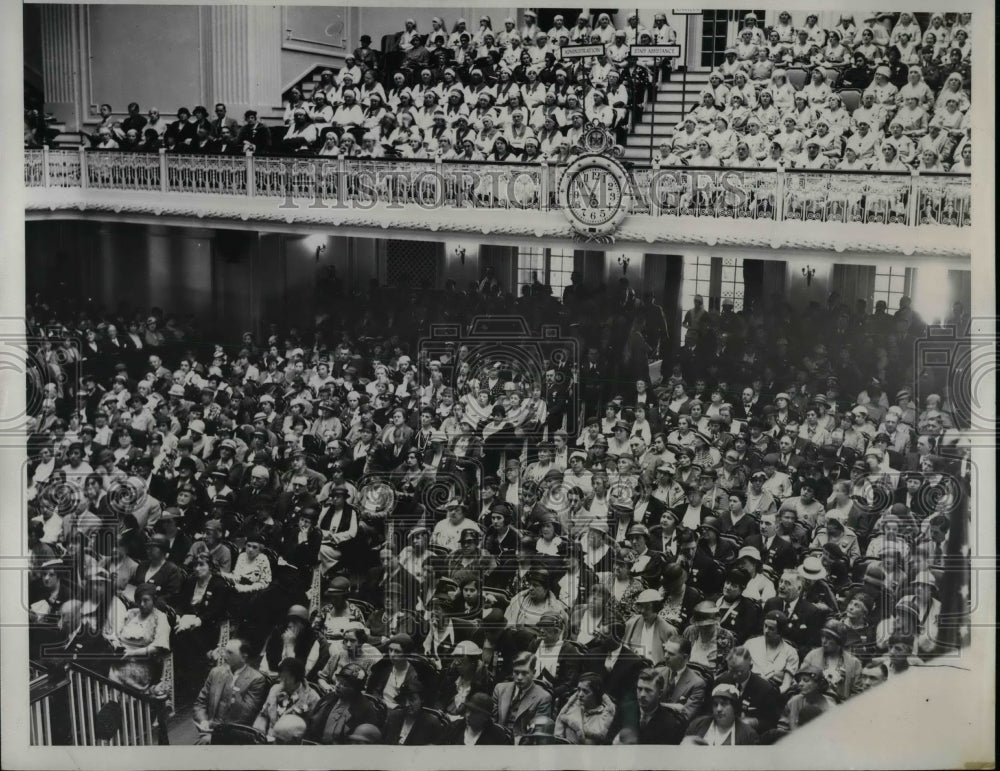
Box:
[802,265,816,286]
[618,255,630,274]
[305,234,327,262]
[454,246,466,265]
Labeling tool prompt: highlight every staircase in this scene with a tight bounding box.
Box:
[623,67,713,163]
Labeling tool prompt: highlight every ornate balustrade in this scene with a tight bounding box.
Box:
[25,148,971,229]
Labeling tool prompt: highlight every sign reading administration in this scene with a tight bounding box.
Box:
[559,43,605,58]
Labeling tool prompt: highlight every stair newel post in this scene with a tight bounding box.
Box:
[775,165,785,222]
[42,145,50,188]
[650,156,661,218]
[159,148,168,193]
[78,145,88,190]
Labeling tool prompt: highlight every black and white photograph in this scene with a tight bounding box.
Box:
[1,1,994,768]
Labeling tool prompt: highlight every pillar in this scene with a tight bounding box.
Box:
[39,5,83,130]
[176,228,216,321]
[210,5,283,117]
[145,225,174,311]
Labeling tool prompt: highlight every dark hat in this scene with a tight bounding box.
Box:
[725,568,750,587]
[465,692,494,715]
[147,533,170,550]
[763,609,788,628]
[134,582,158,601]
[699,515,722,534]
[325,575,351,595]
[821,619,848,644]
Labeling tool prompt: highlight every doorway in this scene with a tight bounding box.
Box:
[699,9,766,67]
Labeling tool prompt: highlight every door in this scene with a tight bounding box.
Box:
[699,9,766,67]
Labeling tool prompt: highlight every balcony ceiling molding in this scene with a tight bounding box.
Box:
[25,188,971,259]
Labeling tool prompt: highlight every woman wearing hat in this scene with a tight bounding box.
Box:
[683,683,759,745]
[367,633,426,710]
[683,600,735,675]
[623,589,678,666]
[696,515,737,566]
[716,569,761,644]
[316,621,382,692]
[108,582,171,691]
[773,663,836,735]
[383,680,444,745]
[802,619,863,702]
[836,591,877,660]
[440,691,511,744]
[504,567,567,630]
[173,552,232,681]
[307,662,382,744]
[437,639,492,717]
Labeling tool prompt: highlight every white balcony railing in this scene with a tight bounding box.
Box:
[25,148,971,228]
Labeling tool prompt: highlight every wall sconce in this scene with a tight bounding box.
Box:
[802,265,816,286]
[618,256,630,275]
[454,246,466,265]
[314,242,327,263]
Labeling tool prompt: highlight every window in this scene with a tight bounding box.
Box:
[719,256,745,312]
[517,247,576,299]
[873,265,911,311]
[680,255,745,345]
[680,255,713,318]
[548,250,575,297]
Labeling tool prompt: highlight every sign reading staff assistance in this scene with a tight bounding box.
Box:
[629,44,681,58]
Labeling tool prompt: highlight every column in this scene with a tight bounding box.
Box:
[39,5,83,130]
[247,6,283,109]
[210,6,283,116]
[176,228,216,322]
[145,225,174,311]
[211,6,250,117]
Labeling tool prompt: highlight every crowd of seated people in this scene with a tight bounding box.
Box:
[69,11,689,162]
[25,271,971,745]
[658,11,972,173]
[52,11,974,173]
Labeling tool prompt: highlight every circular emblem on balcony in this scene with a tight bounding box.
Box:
[558,154,632,243]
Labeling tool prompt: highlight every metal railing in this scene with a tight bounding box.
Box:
[25,148,972,228]
[28,661,163,746]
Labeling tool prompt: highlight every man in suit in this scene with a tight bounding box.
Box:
[762,571,828,657]
[582,621,646,728]
[579,347,607,422]
[658,637,707,728]
[544,368,571,436]
[441,692,512,744]
[211,102,240,138]
[746,512,799,578]
[493,651,553,743]
[715,646,782,733]
[193,638,268,743]
[627,668,687,744]
[155,508,192,566]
